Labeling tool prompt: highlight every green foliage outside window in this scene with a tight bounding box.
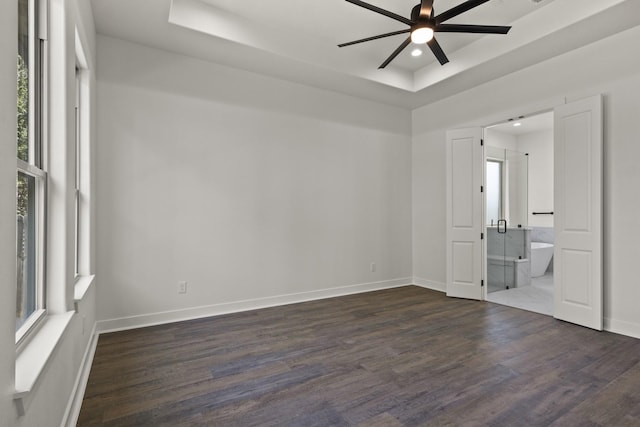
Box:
[17,55,29,217]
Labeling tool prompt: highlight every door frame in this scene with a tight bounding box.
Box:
[472,98,603,330]
[480,113,553,301]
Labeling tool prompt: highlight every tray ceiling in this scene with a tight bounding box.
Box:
[91,0,640,108]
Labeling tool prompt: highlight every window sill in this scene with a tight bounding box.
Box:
[14,311,75,416]
[74,274,95,312]
[15,309,47,348]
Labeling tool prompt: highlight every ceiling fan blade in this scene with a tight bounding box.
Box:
[338,29,411,48]
[379,37,411,69]
[436,24,511,34]
[427,37,449,65]
[436,0,491,24]
[420,0,434,19]
[345,0,413,26]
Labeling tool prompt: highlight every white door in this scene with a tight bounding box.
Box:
[446,128,484,300]
[554,95,603,330]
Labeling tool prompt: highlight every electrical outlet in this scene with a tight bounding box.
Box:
[178,281,188,294]
[370,262,376,272]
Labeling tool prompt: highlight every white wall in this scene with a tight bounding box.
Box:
[517,130,554,227]
[411,128,447,291]
[485,128,517,151]
[96,36,413,329]
[0,0,19,423]
[412,25,640,338]
[0,0,98,425]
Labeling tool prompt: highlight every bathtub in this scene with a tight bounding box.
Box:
[531,242,554,277]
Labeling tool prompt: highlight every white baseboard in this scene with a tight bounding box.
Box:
[61,322,99,427]
[413,277,446,293]
[605,317,640,340]
[97,277,414,334]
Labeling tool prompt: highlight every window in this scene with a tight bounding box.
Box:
[486,160,502,226]
[74,67,80,276]
[16,0,46,340]
[74,39,91,281]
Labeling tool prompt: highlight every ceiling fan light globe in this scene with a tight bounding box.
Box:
[411,27,434,44]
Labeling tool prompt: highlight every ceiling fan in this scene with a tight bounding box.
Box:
[339,0,512,68]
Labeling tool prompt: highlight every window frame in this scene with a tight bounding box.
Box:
[15,163,47,342]
[74,31,91,282]
[74,66,80,277]
[16,0,48,346]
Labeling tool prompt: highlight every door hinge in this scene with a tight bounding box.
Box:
[481,185,484,193]
[481,139,484,146]
[481,233,484,240]
[481,280,484,287]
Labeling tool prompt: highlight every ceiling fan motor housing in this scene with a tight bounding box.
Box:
[411,4,433,31]
[411,4,435,32]
[411,4,429,22]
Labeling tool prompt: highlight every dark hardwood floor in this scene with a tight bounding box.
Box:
[78,286,640,426]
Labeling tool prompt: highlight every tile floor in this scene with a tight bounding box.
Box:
[487,273,553,316]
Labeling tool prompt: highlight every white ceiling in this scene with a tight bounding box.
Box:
[198,0,544,72]
[488,111,553,136]
[91,0,640,108]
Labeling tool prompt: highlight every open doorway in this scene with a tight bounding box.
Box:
[446,95,602,329]
[484,112,554,316]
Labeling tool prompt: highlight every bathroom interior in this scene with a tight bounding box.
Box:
[484,112,555,315]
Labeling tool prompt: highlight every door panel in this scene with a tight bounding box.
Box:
[563,112,592,231]
[554,95,603,330]
[452,139,475,228]
[452,242,475,284]
[447,128,483,300]
[560,249,591,306]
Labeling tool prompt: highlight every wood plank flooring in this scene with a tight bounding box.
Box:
[78,286,640,426]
